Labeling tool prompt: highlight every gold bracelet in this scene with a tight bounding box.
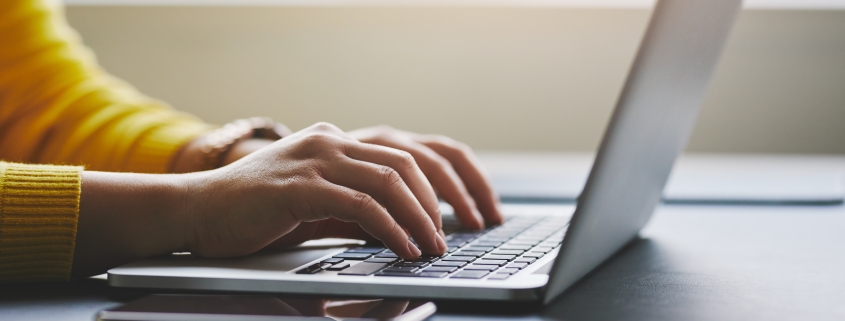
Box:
[197,117,291,171]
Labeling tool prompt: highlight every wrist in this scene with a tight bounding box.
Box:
[172,170,215,254]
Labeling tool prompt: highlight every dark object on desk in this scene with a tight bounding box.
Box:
[97,294,435,321]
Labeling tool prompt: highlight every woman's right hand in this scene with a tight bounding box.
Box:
[182,122,448,260]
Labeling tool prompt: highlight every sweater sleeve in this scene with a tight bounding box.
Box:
[0,162,82,283]
[0,0,214,173]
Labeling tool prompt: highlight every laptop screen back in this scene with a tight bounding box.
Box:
[542,0,743,304]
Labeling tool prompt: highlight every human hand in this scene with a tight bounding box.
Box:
[348,125,502,229]
[182,122,448,259]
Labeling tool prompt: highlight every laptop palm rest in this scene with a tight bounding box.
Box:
[122,246,344,274]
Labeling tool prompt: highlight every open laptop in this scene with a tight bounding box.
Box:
[108,0,742,304]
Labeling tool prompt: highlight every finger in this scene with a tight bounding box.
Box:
[342,143,443,232]
[313,181,422,259]
[366,138,485,230]
[418,136,503,225]
[321,157,446,256]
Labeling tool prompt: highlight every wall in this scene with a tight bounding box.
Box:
[64,6,845,153]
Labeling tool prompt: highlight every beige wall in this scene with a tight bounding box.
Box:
[64,6,845,153]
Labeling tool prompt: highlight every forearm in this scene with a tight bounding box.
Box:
[71,137,275,277]
[72,171,192,277]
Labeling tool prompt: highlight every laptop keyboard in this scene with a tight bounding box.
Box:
[296,215,568,280]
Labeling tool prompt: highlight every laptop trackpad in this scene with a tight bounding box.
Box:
[116,240,356,274]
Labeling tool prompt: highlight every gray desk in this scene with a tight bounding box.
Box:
[3,154,845,321]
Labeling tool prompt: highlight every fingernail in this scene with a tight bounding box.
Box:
[407,239,422,257]
[436,234,448,254]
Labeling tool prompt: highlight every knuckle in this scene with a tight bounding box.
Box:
[394,150,415,167]
[311,122,342,133]
[378,166,403,188]
[372,124,394,134]
[300,132,339,147]
[378,125,396,136]
[353,192,380,214]
[438,137,471,157]
[431,134,454,146]
[386,221,407,241]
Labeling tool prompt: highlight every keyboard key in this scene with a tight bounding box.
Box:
[364,257,399,264]
[515,236,546,241]
[447,246,459,252]
[375,253,399,258]
[454,251,485,257]
[377,271,448,278]
[451,232,484,239]
[411,256,441,263]
[326,262,350,271]
[442,256,476,262]
[431,261,467,267]
[500,244,533,250]
[376,271,414,277]
[346,247,385,254]
[487,273,511,280]
[382,266,419,273]
[296,263,330,274]
[533,247,554,253]
[474,259,508,266]
[451,270,490,279]
[509,240,541,246]
[463,246,496,252]
[522,252,545,258]
[514,258,537,264]
[473,241,504,247]
[479,237,512,242]
[394,261,428,267]
[483,254,517,261]
[491,250,524,256]
[423,266,457,273]
[505,263,528,269]
[498,268,520,274]
[333,253,372,260]
[321,258,344,264]
[338,262,389,276]
[462,264,498,271]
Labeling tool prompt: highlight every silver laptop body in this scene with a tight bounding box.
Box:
[108,0,742,303]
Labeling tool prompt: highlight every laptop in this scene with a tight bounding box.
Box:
[108,0,742,304]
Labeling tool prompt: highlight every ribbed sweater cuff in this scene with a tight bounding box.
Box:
[0,163,82,283]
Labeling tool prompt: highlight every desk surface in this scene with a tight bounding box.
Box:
[2,153,845,321]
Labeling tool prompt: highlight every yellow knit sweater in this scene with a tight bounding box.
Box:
[0,0,213,282]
